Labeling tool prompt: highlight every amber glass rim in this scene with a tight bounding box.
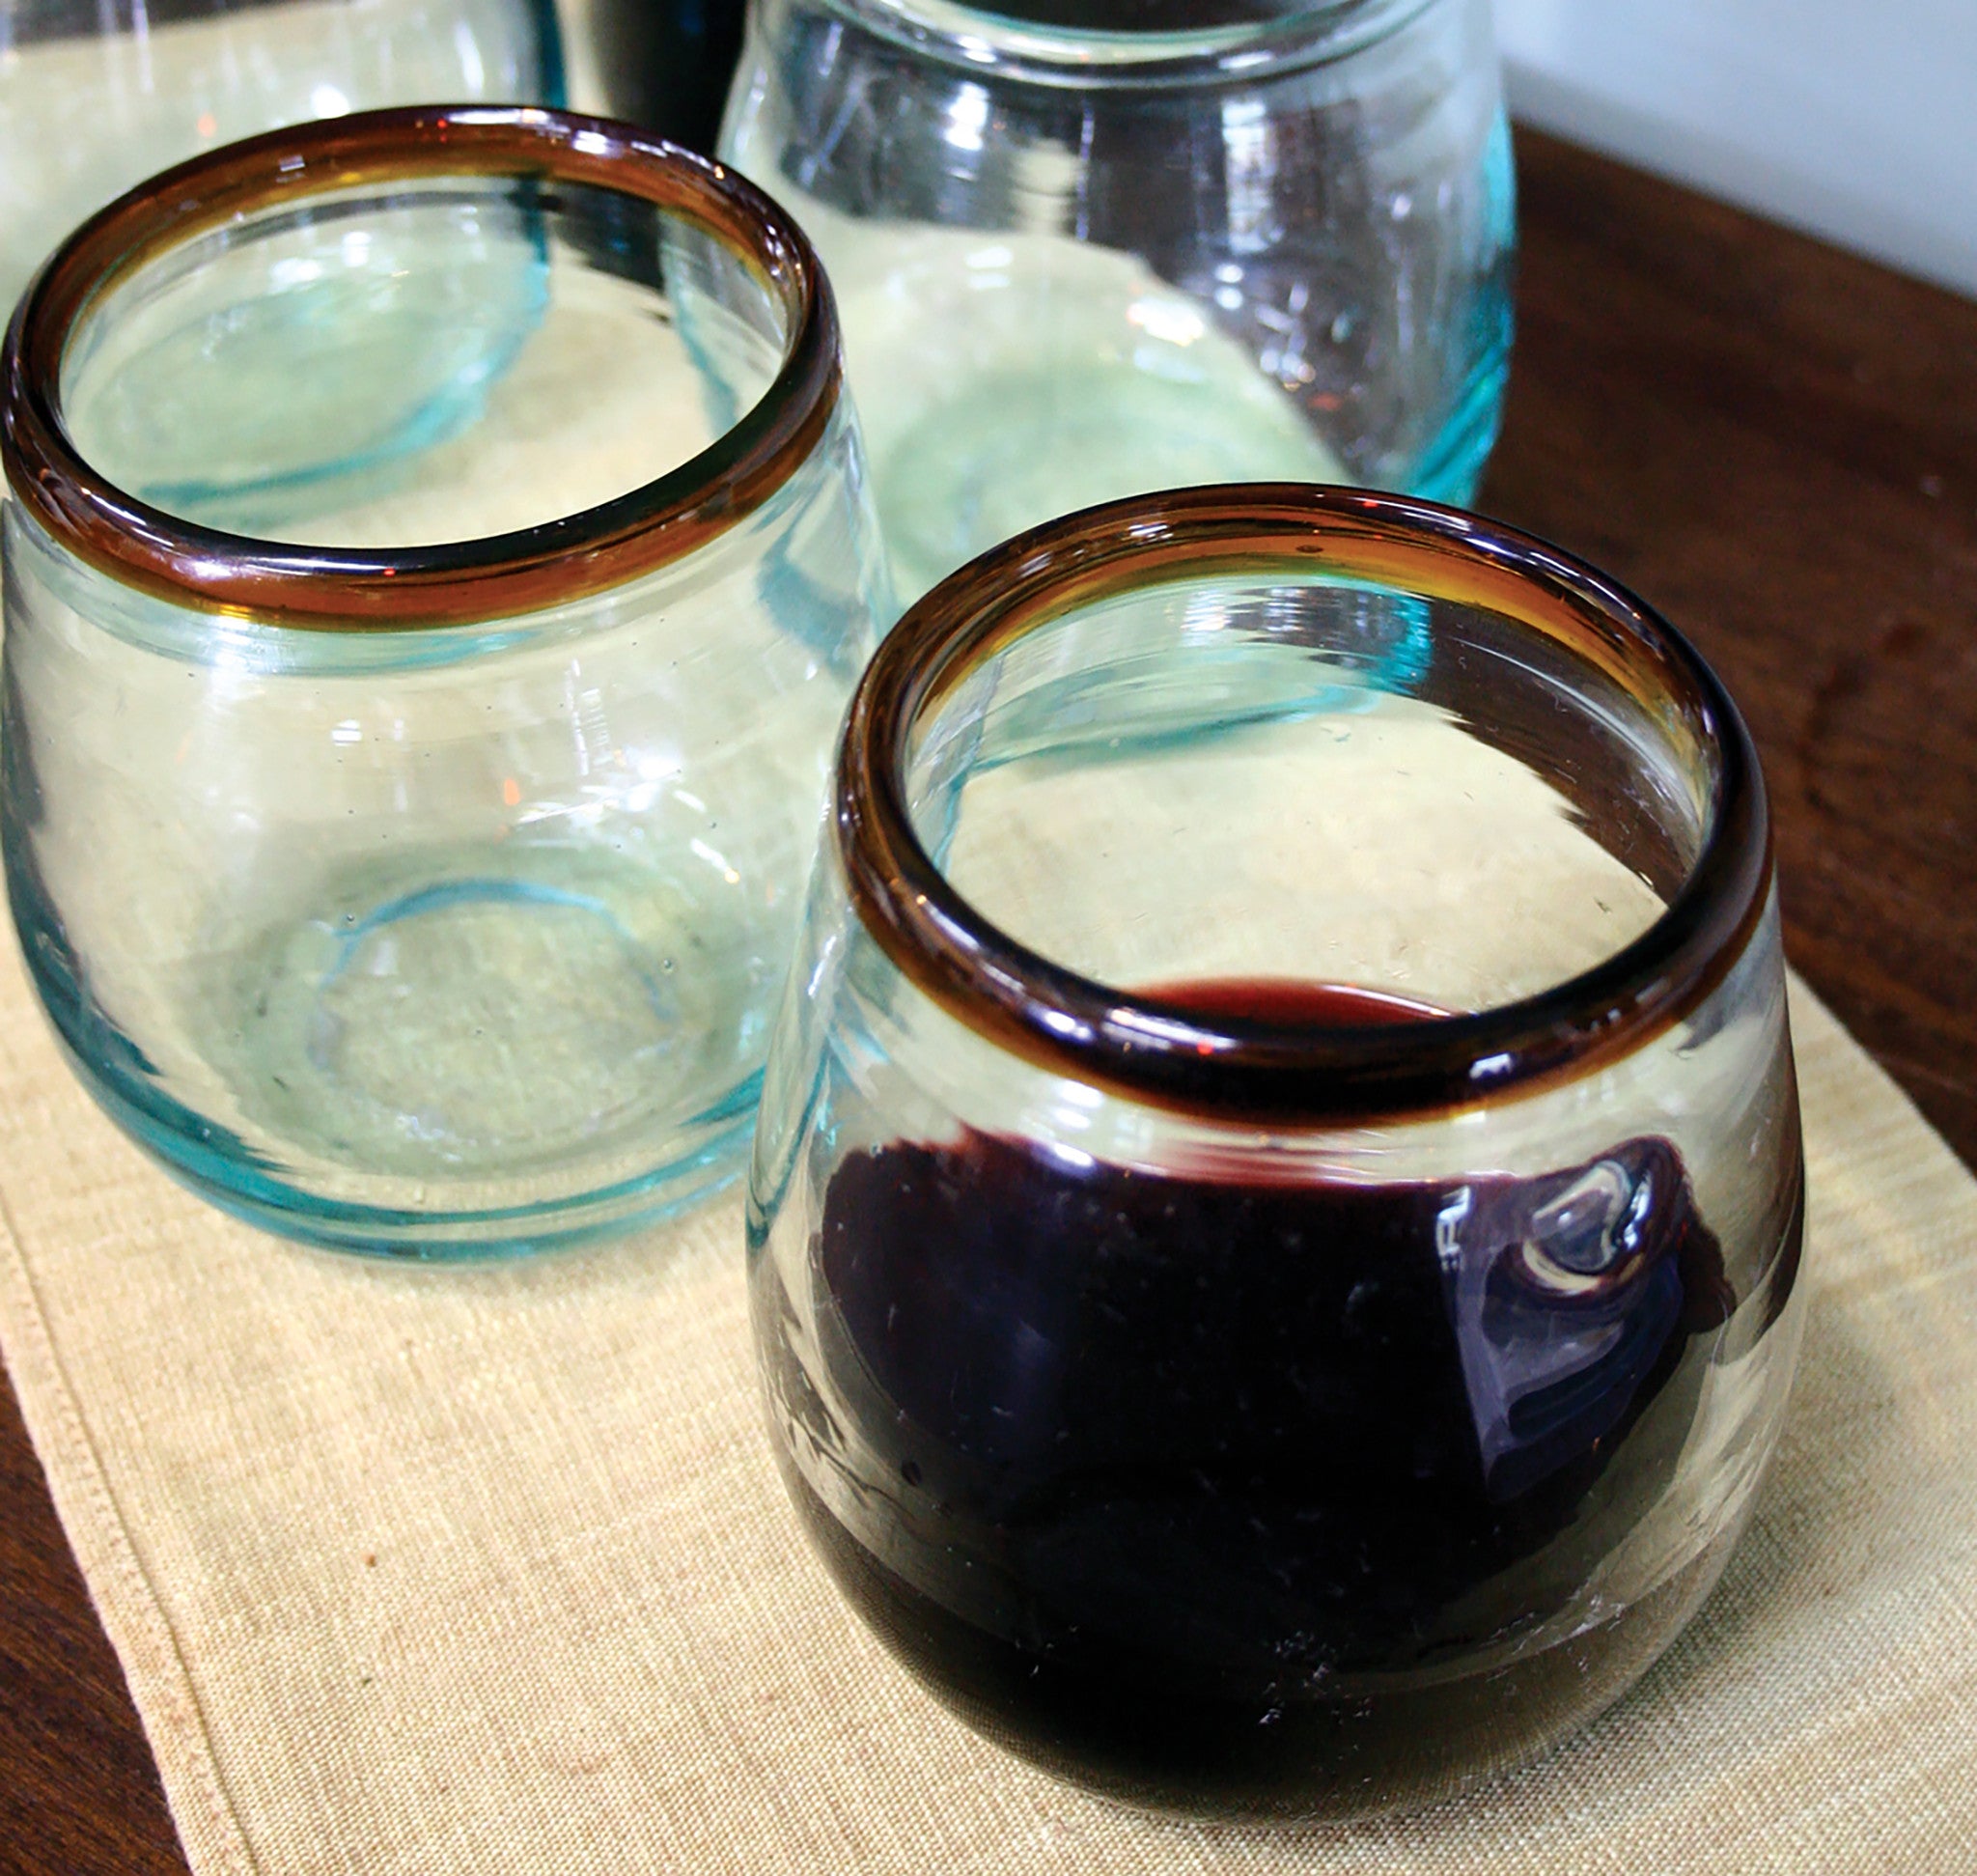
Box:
[837,484,1774,1123]
[0,105,841,630]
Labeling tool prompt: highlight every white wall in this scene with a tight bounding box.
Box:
[1495,0,1977,298]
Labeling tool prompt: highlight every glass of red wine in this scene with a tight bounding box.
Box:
[748,484,1805,1821]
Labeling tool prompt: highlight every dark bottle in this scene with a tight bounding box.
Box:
[586,0,746,154]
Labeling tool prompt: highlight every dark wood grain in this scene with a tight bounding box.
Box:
[1481,129,1977,1166]
[1,126,1973,1872]
[0,1367,190,1874]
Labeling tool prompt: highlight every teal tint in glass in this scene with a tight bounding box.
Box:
[0,0,564,321]
[1,107,890,1257]
[720,0,1516,600]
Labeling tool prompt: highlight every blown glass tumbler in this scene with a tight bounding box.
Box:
[1,106,890,1255]
[1,0,564,319]
[721,0,1515,599]
[749,487,1804,1818]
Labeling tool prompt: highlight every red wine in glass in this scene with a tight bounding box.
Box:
[763,979,1790,1817]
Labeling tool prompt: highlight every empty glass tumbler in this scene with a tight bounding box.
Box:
[0,0,563,318]
[1,105,889,1255]
[721,0,1515,599]
[749,486,1804,1819]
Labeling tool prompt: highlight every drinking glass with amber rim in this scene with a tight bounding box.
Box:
[0,105,890,1256]
[748,484,1805,1820]
[0,0,566,320]
[720,0,1517,602]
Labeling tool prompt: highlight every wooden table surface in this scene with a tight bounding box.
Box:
[4,126,1974,1873]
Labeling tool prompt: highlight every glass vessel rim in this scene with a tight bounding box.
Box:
[812,0,1435,82]
[836,485,1773,1124]
[0,103,843,631]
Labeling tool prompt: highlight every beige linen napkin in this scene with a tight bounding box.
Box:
[4,932,1976,1874]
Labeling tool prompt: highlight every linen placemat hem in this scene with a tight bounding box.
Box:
[0,1190,257,1875]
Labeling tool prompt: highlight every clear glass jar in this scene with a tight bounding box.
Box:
[720,0,1515,600]
[1,105,890,1256]
[749,485,1804,1820]
[0,0,564,319]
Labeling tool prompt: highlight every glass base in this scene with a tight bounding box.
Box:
[48,1023,755,1258]
[209,853,756,1181]
[865,339,1513,558]
[867,347,1349,601]
[11,835,773,1258]
[786,1451,1746,1822]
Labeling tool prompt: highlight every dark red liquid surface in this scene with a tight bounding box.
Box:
[1141,975,1453,1027]
[760,981,1801,1819]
